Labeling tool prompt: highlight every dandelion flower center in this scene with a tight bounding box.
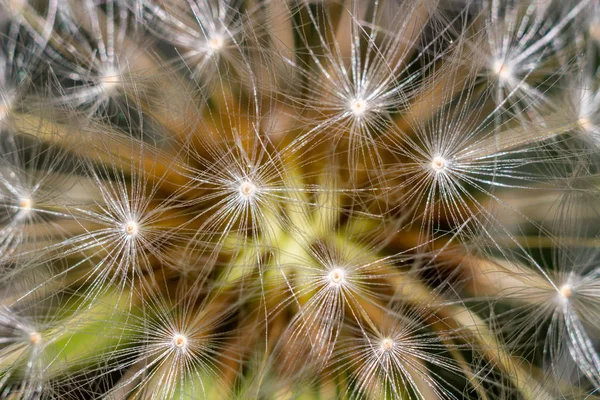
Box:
[349,98,368,117]
[380,337,395,352]
[239,180,257,199]
[327,267,346,286]
[172,333,188,350]
[431,156,447,172]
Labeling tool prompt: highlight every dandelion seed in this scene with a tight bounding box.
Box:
[123,220,139,237]
[0,273,68,399]
[99,68,122,93]
[137,0,257,87]
[380,337,395,352]
[28,330,41,345]
[238,179,257,199]
[465,0,591,112]
[330,306,469,400]
[486,236,600,391]
[326,267,346,286]
[559,283,573,300]
[207,34,225,54]
[18,196,31,211]
[0,132,73,259]
[40,0,141,117]
[101,294,236,400]
[386,50,575,243]
[172,333,188,350]
[284,0,442,182]
[491,59,513,81]
[41,133,184,302]
[349,98,368,118]
[14,196,33,221]
[430,156,447,173]
[180,116,297,259]
[565,64,600,144]
[271,227,398,382]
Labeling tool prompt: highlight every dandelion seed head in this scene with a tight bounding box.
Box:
[1,1,596,397]
[431,156,447,173]
[238,180,257,199]
[349,98,368,117]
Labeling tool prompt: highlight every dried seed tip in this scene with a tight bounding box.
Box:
[239,180,257,198]
[123,221,139,236]
[172,333,188,350]
[559,284,573,300]
[380,337,395,353]
[29,331,42,345]
[349,98,368,117]
[327,267,346,286]
[431,156,447,172]
[491,60,512,81]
